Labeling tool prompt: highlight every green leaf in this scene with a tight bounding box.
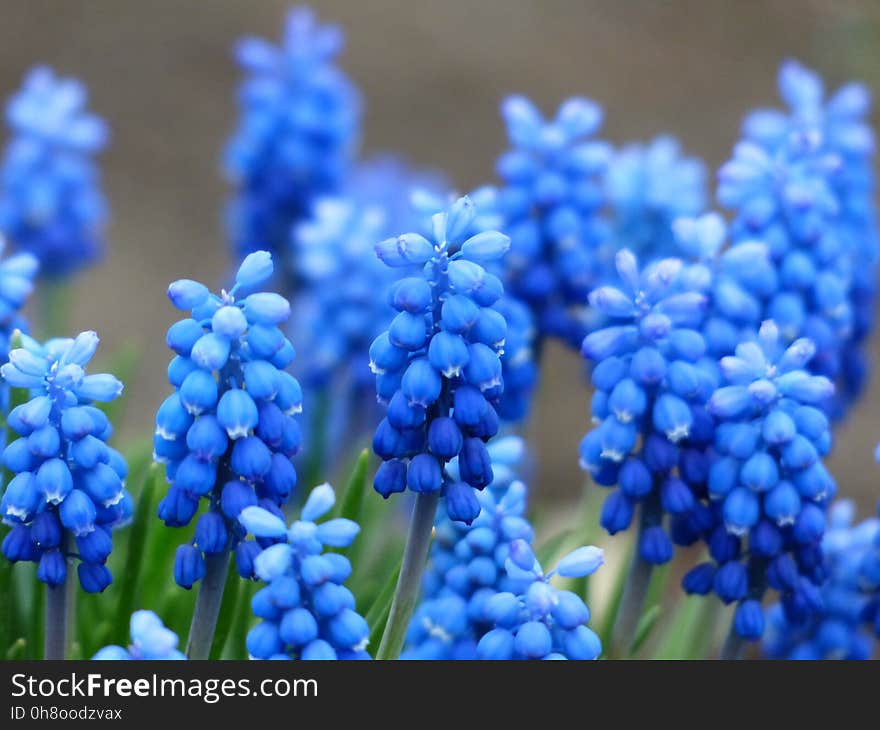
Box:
[28,569,44,659]
[630,604,662,656]
[365,555,402,657]
[209,561,242,660]
[113,464,160,644]
[598,537,633,655]
[334,449,371,526]
[5,638,26,660]
[652,594,705,659]
[227,581,256,660]
[0,529,12,656]
[535,528,574,568]
[643,560,670,610]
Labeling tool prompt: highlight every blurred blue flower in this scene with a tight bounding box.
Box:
[0,331,128,592]
[718,60,877,417]
[0,66,108,277]
[225,7,361,266]
[0,237,38,423]
[155,251,302,588]
[239,482,370,660]
[370,195,512,523]
[606,135,706,261]
[93,610,185,660]
[495,95,612,347]
[763,499,879,659]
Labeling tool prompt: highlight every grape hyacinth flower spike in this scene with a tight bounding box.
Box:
[370,194,510,658]
[763,499,880,659]
[155,250,301,658]
[0,331,128,658]
[239,483,370,659]
[579,247,713,655]
[477,540,603,660]
[93,610,185,660]
[684,320,835,654]
[0,66,108,277]
[225,6,361,273]
[495,94,612,347]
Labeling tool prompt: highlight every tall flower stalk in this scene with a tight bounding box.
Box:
[155,251,301,658]
[369,195,510,658]
[0,332,128,658]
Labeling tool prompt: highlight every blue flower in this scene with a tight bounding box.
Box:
[579,249,714,564]
[476,539,602,660]
[409,186,538,423]
[156,251,302,588]
[370,195,511,523]
[0,331,128,591]
[763,499,879,659]
[92,610,185,660]
[495,95,612,347]
[0,66,108,277]
[718,60,877,417]
[403,437,533,659]
[606,135,706,261]
[238,483,370,660]
[681,320,835,640]
[404,437,602,660]
[225,7,361,264]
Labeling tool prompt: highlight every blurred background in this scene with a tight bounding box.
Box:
[0,0,878,512]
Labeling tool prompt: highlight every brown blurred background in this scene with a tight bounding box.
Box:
[0,0,878,512]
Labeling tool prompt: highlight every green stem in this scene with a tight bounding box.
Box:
[186,551,231,660]
[44,580,69,660]
[720,626,747,660]
[608,508,655,659]
[376,492,439,660]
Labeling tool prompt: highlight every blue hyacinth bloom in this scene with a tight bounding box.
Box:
[239,482,370,660]
[403,437,532,659]
[370,195,511,522]
[475,538,602,660]
[409,186,538,423]
[0,66,108,277]
[605,135,706,261]
[404,437,602,660]
[494,95,613,347]
[225,7,361,266]
[681,320,835,640]
[763,499,880,659]
[718,60,877,417]
[579,248,715,564]
[0,331,128,591]
[156,251,302,587]
[92,610,185,660]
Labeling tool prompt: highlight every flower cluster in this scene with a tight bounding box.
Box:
[0,238,38,417]
[579,249,714,565]
[683,321,835,640]
[476,539,603,660]
[0,332,128,592]
[239,483,370,660]
[403,437,533,659]
[93,610,185,660]
[605,135,706,261]
[225,6,361,263]
[718,60,877,417]
[763,499,880,659]
[495,95,612,347]
[0,66,108,277]
[370,195,511,523]
[155,251,302,588]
